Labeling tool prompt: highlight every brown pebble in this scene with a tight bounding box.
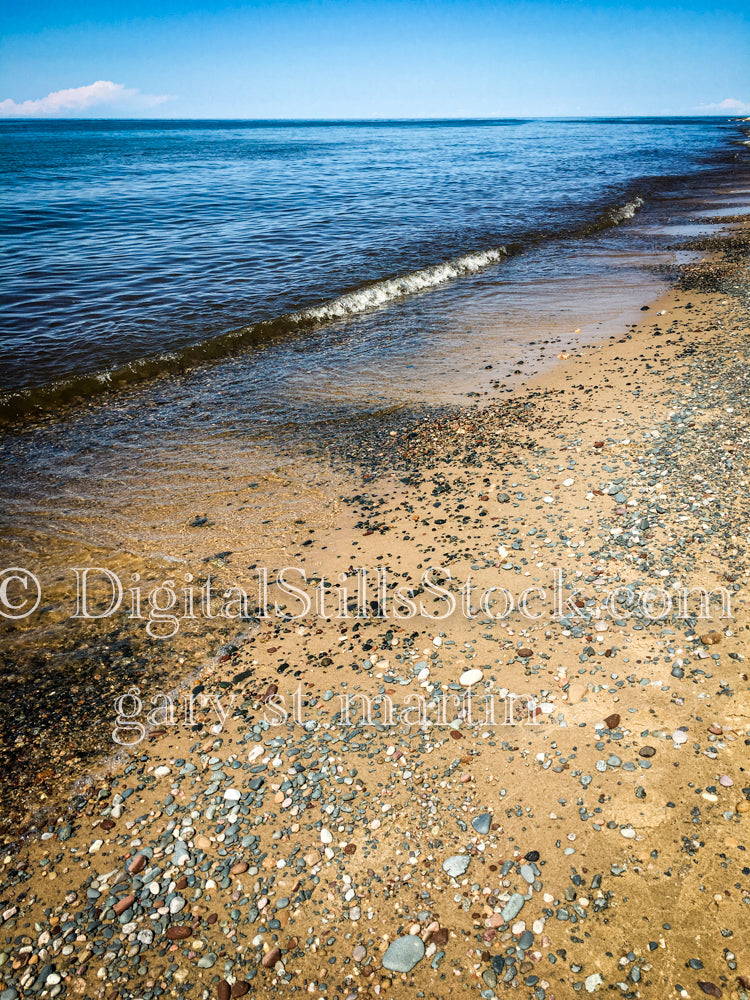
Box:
[700,632,722,645]
[176,876,188,890]
[604,713,621,730]
[113,894,134,916]
[100,819,115,830]
[517,647,533,657]
[217,980,231,1000]
[697,983,722,998]
[344,844,357,855]
[430,927,449,946]
[262,683,278,702]
[594,440,605,448]
[207,913,218,924]
[128,854,147,874]
[166,926,191,940]
[262,946,282,968]
[708,723,723,735]
[231,984,250,998]
[638,746,656,758]
[230,862,248,874]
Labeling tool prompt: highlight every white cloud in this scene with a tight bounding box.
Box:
[695,97,750,115]
[0,80,172,117]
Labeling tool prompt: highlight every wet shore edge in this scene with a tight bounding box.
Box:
[0,208,749,998]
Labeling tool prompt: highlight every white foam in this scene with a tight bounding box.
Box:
[606,196,644,224]
[293,246,507,323]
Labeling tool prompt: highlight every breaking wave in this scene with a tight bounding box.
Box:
[0,193,647,424]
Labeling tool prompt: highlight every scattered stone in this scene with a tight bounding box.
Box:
[262,947,282,968]
[501,893,525,922]
[443,855,471,878]
[697,983,723,998]
[166,926,191,940]
[472,813,491,835]
[382,935,425,973]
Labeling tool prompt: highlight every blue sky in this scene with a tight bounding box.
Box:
[1,0,749,118]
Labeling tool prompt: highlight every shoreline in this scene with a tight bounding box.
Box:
[0,186,711,838]
[1,211,749,997]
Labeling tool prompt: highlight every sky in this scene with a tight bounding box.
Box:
[1,0,749,119]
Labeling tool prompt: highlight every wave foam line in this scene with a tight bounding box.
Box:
[0,192,649,423]
[604,196,644,224]
[293,247,508,323]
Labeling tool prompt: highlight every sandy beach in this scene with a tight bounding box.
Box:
[1,211,748,1000]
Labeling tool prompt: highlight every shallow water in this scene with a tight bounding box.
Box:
[0,117,740,402]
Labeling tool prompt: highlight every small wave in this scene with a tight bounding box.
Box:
[295,247,507,322]
[0,248,510,423]
[0,193,647,425]
[605,196,645,224]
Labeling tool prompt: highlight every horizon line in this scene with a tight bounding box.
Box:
[0,113,743,123]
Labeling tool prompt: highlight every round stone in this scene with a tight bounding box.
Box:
[459,669,483,687]
[382,934,425,973]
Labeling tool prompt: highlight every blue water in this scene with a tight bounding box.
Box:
[0,117,740,402]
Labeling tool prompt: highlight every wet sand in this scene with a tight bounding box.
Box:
[1,219,749,1000]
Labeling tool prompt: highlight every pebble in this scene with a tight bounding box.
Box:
[166,926,191,940]
[382,934,425,973]
[472,813,492,835]
[520,864,536,884]
[443,855,471,877]
[697,983,723,998]
[459,668,483,686]
[501,893,526,922]
[262,947,281,968]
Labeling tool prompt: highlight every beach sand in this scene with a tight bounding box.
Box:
[1,219,749,999]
